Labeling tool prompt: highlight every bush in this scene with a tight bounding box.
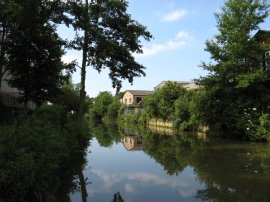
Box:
[0,105,90,202]
[254,114,270,142]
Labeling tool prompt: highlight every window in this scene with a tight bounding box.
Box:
[136,97,142,104]
[129,98,132,104]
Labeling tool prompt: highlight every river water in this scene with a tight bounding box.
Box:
[69,124,270,202]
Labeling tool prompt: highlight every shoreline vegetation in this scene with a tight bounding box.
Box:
[1,0,270,201]
[0,105,91,202]
[89,80,270,143]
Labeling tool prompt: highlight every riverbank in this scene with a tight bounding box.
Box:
[0,105,91,202]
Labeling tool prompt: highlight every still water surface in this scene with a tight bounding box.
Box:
[69,125,270,202]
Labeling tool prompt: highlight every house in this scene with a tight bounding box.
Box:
[121,135,144,151]
[120,90,153,105]
[0,72,36,109]
[252,30,270,70]
[154,80,199,91]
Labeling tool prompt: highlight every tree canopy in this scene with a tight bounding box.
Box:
[1,0,73,106]
[199,0,270,139]
[66,0,152,115]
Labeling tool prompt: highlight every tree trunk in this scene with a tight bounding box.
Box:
[78,0,89,117]
[0,25,7,92]
[78,168,88,202]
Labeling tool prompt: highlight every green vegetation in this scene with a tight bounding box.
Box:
[66,0,152,116]
[144,81,187,121]
[88,91,120,123]
[0,105,91,202]
[51,78,92,114]
[1,0,151,112]
[0,0,74,106]
[198,0,270,140]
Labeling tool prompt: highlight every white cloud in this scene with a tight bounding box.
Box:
[162,9,187,22]
[134,31,194,58]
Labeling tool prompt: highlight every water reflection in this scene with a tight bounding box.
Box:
[73,124,270,202]
[112,192,124,202]
[122,135,145,151]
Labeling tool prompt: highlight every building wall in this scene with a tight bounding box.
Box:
[1,72,19,93]
[1,72,36,109]
[121,91,148,105]
[121,91,134,105]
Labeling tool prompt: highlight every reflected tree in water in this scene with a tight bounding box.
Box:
[91,123,123,147]
[87,123,270,202]
[193,140,270,202]
[112,192,124,202]
[143,131,199,175]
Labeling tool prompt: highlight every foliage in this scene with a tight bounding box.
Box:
[254,113,270,141]
[1,0,74,106]
[144,81,187,121]
[0,105,90,202]
[174,89,204,130]
[104,97,122,121]
[67,0,152,91]
[88,91,114,122]
[51,79,92,113]
[65,0,152,115]
[119,111,148,125]
[198,0,270,140]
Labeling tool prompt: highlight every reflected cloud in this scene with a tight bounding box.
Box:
[91,168,197,198]
[125,184,135,193]
[93,169,122,189]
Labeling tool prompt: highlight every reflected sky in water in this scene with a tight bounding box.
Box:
[69,126,270,202]
[70,138,203,202]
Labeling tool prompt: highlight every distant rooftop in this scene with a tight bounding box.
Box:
[125,90,154,96]
[154,80,199,90]
[253,30,270,41]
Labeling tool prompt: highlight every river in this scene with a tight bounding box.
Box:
[68,124,270,202]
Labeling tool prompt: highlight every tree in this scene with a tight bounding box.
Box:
[51,78,92,113]
[1,0,73,106]
[144,81,187,120]
[0,0,13,91]
[88,91,114,122]
[199,0,270,139]
[67,0,152,116]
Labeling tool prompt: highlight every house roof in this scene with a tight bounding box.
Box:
[253,30,270,42]
[154,80,198,90]
[125,90,153,96]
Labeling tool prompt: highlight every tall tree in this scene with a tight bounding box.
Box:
[1,0,73,106]
[67,0,152,116]
[199,0,270,138]
[0,0,13,91]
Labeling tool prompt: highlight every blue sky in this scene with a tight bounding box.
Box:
[60,0,270,97]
